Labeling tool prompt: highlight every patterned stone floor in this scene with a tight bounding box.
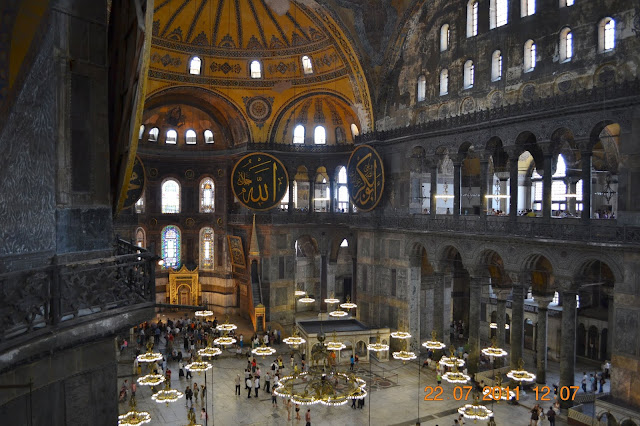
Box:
[116,313,607,425]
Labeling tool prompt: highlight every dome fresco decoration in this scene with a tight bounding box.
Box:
[145,0,373,141]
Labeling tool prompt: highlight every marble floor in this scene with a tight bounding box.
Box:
[117,313,606,426]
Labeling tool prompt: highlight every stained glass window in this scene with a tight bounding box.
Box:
[200,178,215,213]
[162,179,180,213]
[200,227,214,269]
[161,225,181,268]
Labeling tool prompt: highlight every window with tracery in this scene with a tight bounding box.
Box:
[189,57,202,75]
[204,129,214,144]
[293,124,305,144]
[301,56,313,74]
[200,178,215,213]
[200,227,214,269]
[337,166,349,213]
[186,129,197,145]
[314,126,326,145]
[162,179,180,213]
[250,60,262,78]
[161,225,181,268]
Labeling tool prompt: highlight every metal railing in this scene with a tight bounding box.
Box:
[228,212,639,245]
[0,239,156,346]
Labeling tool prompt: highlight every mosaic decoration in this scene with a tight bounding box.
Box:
[210,61,241,74]
[227,235,246,268]
[267,61,297,75]
[122,156,146,209]
[243,96,274,129]
[150,52,182,67]
[347,145,385,212]
[231,152,289,210]
[161,225,181,269]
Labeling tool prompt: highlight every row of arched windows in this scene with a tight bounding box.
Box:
[420,18,616,100]
[291,124,360,145]
[137,226,216,269]
[135,178,216,215]
[187,55,315,78]
[141,125,214,145]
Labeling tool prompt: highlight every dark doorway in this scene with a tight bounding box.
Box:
[343,277,352,301]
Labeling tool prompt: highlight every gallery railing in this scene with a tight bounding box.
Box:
[228,212,640,245]
[0,239,156,346]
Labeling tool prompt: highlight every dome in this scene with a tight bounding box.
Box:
[145,0,373,143]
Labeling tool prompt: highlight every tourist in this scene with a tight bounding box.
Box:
[350,354,355,370]
[246,376,253,398]
[305,408,311,426]
[193,383,199,403]
[286,399,292,420]
[235,374,241,395]
[201,384,206,404]
[547,406,556,426]
[264,370,271,392]
[271,387,278,407]
[589,373,596,392]
[437,372,442,385]
[254,375,260,397]
[530,404,540,426]
[600,374,606,393]
[295,403,301,420]
[185,386,193,407]
[582,372,588,392]
[200,407,208,423]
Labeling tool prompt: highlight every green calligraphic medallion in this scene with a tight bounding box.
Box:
[123,156,146,209]
[231,152,289,211]
[347,145,385,212]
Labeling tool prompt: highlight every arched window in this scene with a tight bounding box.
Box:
[440,69,449,96]
[135,194,145,214]
[417,75,427,102]
[490,0,508,29]
[314,126,326,145]
[301,55,313,74]
[185,129,197,145]
[135,227,146,248]
[161,179,180,213]
[139,125,145,140]
[467,0,478,37]
[250,60,262,78]
[560,0,574,6]
[200,178,215,213]
[521,0,535,17]
[337,166,349,212]
[200,227,215,269]
[204,129,214,144]
[166,129,177,144]
[599,18,615,52]
[293,124,305,144]
[148,127,159,142]
[463,60,474,89]
[189,56,202,75]
[560,28,573,62]
[340,239,348,247]
[524,39,536,72]
[350,123,359,137]
[440,24,450,51]
[161,225,181,268]
[491,50,502,81]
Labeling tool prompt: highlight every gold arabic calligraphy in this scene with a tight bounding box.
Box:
[232,153,288,210]
[347,146,384,211]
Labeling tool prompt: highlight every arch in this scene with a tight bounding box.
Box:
[161,225,181,269]
[161,178,180,213]
[336,166,349,213]
[301,55,313,74]
[467,0,478,37]
[135,227,146,248]
[521,253,555,295]
[490,0,508,29]
[573,258,619,287]
[350,123,359,137]
[138,124,145,140]
[199,177,215,213]
[474,249,510,288]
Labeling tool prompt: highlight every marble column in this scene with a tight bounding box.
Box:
[468,276,485,374]
[408,266,421,351]
[288,177,295,214]
[509,157,519,220]
[581,151,592,222]
[351,257,357,303]
[542,154,553,219]
[320,255,327,311]
[496,292,508,347]
[443,274,452,346]
[535,296,553,384]
[433,273,445,342]
[309,180,315,213]
[453,162,461,216]
[480,160,489,218]
[326,261,336,301]
[606,292,614,360]
[560,289,578,409]
[329,176,335,212]
[510,284,525,369]
[430,165,438,217]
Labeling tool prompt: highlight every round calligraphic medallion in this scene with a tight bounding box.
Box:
[347,145,385,212]
[231,152,289,211]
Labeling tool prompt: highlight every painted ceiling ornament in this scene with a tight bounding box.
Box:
[122,156,146,209]
[231,152,289,211]
[243,96,275,129]
[346,145,385,212]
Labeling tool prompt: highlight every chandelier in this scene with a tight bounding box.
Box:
[328,308,348,318]
[198,346,222,357]
[458,395,494,421]
[483,374,515,401]
[324,293,340,304]
[136,341,162,363]
[295,289,306,296]
[185,355,212,373]
[422,330,446,350]
[443,362,471,384]
[216,318,237,332]
[489,322,509,330]
[594,173,617,203]
[434,182,454,199]
[367,332,389,352]
[390,331,411,339]
[339,296,357,310]
[194,310,213,317]
[213,334,236,346]
[506,359,536,382]
[283,327,306,346]
[485,179,510,201]
[325,331,346,351]
[118,397,151,425]
[439,347,465,368]
[151,382,184,406]
[252,343,277,357]
[299,293,315,304]
[481,337,508,358]
[137,374,165,387]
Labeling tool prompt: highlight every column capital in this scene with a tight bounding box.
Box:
[495,288,511,301]
[535,295,554,309]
